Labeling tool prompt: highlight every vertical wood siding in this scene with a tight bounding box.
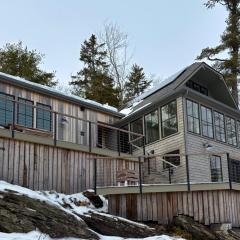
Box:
[0,137,139,194]
[108,190,240,227]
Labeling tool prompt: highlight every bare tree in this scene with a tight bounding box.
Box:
[99,22,132,107]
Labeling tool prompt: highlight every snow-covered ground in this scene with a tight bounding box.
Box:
[0,181,185,240]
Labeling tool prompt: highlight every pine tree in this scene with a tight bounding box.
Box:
[197,0,240,104]
[0,42,56,87]
[124,64,152,103]
[70,34,119,107]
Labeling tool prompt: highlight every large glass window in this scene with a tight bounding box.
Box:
[17,98,33,128]
[214,111,226,142]
[145,110,159,144]
[130,118,143,147]
[201,106,213,138]
[186,100,200,134]
[0,93,14,126]
[210,155,223,182]
[230,159,240,183]
[161,100,177,138]
[226,117,237,146]
[36,103,52,131]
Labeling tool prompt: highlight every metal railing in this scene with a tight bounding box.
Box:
[94,152,238,193]
[0,95,144,156]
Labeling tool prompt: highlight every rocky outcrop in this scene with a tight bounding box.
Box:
[80,211,156,238]
[173,215,216,240]
[0,191,98,239]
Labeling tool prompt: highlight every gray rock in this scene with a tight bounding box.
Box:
[0,191,98,239]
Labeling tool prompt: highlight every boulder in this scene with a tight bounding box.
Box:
[0,191,98,239]
[83,190,103,208]
[173,215,216,240]
[80,211,155,238]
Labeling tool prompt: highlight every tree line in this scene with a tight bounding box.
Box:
[0,0,239,109]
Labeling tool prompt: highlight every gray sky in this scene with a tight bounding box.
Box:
[0,0,227,85]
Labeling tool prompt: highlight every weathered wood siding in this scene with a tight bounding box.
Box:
[108,190,240,227]
[0,81,119,147]
[0,137,139,194]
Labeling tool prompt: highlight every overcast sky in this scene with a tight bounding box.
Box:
[0,0,227,85]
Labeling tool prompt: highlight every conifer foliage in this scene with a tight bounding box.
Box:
[197,0,240,104]
[70,34,119,107]
[125,64,151,102]
[0,42,56,87]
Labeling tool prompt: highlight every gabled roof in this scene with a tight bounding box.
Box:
[0,72,123,117]
[119,62,238,121]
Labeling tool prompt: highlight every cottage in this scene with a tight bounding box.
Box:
[1,62,240,227]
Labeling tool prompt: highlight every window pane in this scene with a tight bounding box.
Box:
[145,110,159,144]
[210,156,222,182]
[226,117,237,146]
[214,112,226,142]
[0,93,14,126]
[161,100,177,138]
[187,100,200,134]
[17,98,33,128]
[201,106,213,138]
[36,103,52,131]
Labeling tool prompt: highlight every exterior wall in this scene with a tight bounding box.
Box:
[183,96,240,183]
[0,137,139,194]
[142,97,186,183]
[0,81,119,147]
[108,190,240,227]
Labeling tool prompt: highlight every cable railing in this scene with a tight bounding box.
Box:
[0,95,144,156]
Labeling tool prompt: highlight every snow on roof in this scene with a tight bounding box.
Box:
[0,72,118,113]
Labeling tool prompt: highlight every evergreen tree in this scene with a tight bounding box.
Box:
[124,64,151,102]
[197,0,240,104]
[0,42,56,87]
[70,34,119,107]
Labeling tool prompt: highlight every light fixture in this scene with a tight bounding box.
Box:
[203,142,213,151]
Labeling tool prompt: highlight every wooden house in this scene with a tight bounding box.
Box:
[1,62,240,227]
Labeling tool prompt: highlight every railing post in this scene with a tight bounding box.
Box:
[89,122,92,152]
[94,158,97,194]
[54,112,57,146]
[12,101,17,138]
[138,156,143,195]
[227,152,232,190]
[186,155,191,191]
[168,167,172,184]
[117,130,120,156]
[142,135,146,155]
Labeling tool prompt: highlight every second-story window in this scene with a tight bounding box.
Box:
[0,92,14,126]
[161,100,177,138]
[226,117,237,146]
[17,98,34,128]
[145,110,159,144]
[201,106,213,138]
[36,103,52,131]
[214,111,226,142]
[186,99,200,134]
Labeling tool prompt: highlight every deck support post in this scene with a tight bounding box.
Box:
[94,158,97,194]
[186,155,191,191]
[227,152,232,190]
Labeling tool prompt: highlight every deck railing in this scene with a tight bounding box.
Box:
[94,152,238,193]
[0,95,144,156]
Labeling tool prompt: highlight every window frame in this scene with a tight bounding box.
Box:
[144,109,160,144]
[210,155,223,182]
[186,99,200,135]
[0,92,15,126]
[200,105,214,139]
[17,97,34,128]
[36,102,52,132]
[160,100,178,138]
[213,111,226,143]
